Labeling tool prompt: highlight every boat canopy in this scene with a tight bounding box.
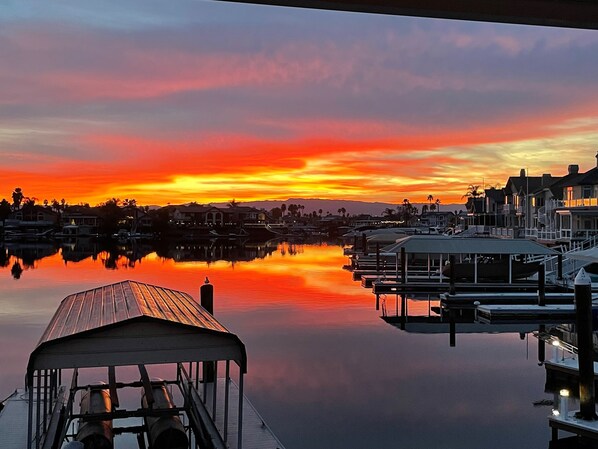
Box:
[26,280,247,385]
[382,235,557,256]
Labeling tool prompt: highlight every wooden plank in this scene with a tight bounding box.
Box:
[202,378,285,449]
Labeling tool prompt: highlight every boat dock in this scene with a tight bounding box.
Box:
[3,280,285,449]
[476,304,580,324]
[440,292,580,308]
[372,279,559,294]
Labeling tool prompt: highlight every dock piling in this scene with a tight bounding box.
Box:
[362,233,368,256]
[201,278,215,383]
[574,268,597,420]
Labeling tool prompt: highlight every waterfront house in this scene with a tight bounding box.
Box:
[553,155,598,242]
[419,211,455,231]
[61,206,103,236]
[4,205,59,234]
[502,169,545,234]
[170,204,266,227]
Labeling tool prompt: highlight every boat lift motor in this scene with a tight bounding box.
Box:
[76,385,114,449]
[141,380,188,449]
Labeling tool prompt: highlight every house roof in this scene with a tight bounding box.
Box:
[27,280,246,382]
[382,235,557,256]
[484,188,505,202]
[505,176,544,195]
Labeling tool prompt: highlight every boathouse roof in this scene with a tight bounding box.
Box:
[382,235,557,255]
[27,280,246,383]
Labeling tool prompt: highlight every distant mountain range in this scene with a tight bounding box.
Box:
[208,198,464,216]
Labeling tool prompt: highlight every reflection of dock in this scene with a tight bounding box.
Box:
[381,315,538,334]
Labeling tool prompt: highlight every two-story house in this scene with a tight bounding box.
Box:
[554,154,598,242]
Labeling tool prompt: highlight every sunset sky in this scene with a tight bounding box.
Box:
[2,1,598,207]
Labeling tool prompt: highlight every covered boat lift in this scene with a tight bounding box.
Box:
[21,280,283,449]
[380,235,559,285]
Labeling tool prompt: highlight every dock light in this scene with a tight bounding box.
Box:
[560,389,570,397]
[552,409,560,417]
[552,340,560,347]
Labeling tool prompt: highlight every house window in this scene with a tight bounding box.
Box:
[583,185,593,198]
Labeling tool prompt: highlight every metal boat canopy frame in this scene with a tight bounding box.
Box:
[381,235,559,284]
[25,280,248,449]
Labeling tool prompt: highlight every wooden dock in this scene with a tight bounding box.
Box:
[476,304,579,323]
[201,378,285,449]
[372,279,565,294]
[440,292,579,308]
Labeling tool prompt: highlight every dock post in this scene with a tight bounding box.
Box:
[353,235,358,253]
[557,254,563,281]
[449,255,456,296]
[201,278,215,383]
[362,233,368,256]
[574,268,597,420]
[400,247,406,285]
[376,243,380,273]
[201,277,214,314]
[538,264,546,306]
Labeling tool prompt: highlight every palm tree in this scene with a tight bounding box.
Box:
[462,185,483,199]
[383,207,395,218]
[427,194,434,210]
[435,198,441,212]
[11,187,24,211]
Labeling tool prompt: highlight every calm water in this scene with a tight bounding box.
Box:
[0,240,552,448]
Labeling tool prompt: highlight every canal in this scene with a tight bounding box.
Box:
[0,240,551,448]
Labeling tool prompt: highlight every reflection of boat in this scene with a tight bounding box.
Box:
[0,280,285,449]
[442,259,540,281]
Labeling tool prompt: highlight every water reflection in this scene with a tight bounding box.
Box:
[0,242,558,449]
[0,238,311,279]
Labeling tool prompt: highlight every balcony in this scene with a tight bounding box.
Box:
[563,198,598,208]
